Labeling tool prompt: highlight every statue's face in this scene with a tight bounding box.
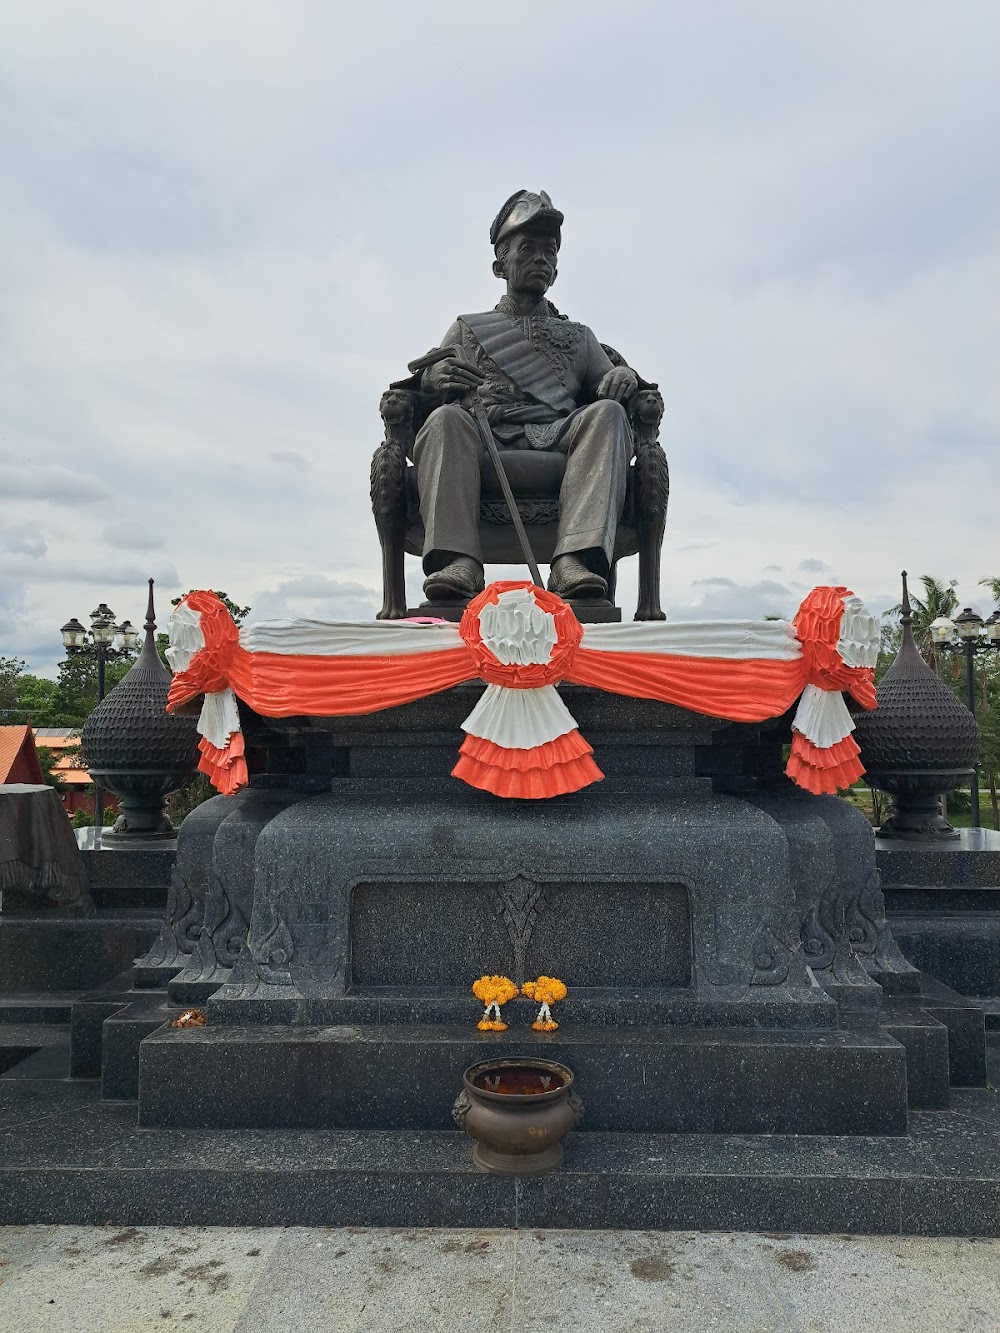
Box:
[499,230,559,296]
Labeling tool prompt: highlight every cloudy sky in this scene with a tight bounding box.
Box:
[2,1,998,673]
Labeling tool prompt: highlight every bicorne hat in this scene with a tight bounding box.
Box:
[490,190,564,250]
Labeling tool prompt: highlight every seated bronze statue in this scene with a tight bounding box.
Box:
[371,189,668,622]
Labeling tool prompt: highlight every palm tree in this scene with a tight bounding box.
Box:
[886,575,959,672]
[980,577,1000,606]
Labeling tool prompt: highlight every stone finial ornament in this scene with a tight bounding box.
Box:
[81,580,200,846]
[854,571,979,840]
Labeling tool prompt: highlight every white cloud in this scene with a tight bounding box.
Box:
[102,521,164,551]
[1,0,998,672]
[2,525,46,558]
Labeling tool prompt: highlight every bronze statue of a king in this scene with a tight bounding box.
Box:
[371,189,668,621]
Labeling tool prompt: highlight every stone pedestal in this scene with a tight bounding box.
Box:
[132,794,240,988]
[128,687,958,1136]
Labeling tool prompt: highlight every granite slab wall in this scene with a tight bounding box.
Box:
[880,829,1000,1000]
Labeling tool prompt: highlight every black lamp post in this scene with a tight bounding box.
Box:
[59,604,140,840]
[930,605,1000,829]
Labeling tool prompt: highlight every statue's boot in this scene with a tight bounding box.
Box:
[423,556,485,604]
[548,554,607,599]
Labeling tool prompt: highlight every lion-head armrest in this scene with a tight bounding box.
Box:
[600,344,664,447]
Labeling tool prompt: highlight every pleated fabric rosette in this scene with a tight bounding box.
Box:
[165,581,879,801]
[453,585,601,798]
[785,587,880,794]
[165,592,247,795]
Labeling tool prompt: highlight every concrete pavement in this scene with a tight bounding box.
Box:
[1,1225,999,1331]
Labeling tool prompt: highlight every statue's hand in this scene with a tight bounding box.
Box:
[596,366,638,404]
[424,354,486,400]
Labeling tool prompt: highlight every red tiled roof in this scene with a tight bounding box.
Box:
[0,725,45,785]
[52,753,92,786]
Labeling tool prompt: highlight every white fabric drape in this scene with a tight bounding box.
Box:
[239,619,464,657]
[461,683,578,748]
[580,619,801,660]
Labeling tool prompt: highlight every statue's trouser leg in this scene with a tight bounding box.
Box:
[411,404,483,573]
[553,399,632,576]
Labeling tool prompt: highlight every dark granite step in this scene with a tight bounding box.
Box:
[78,846,174,912]
[137,1021,910,1136]
[103,999,178,1100]
[0,1024,71,1076]
[0,992,82,1025]
[70,970,163,1078]
[0,912,161,995]
[3,1072,1000,1233]
[206,984,837,1030]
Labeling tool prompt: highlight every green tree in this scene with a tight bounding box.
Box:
[35,744,72,796]
[49,642,140,728]
[167,772,215,824]
[980,577,1000,604]
[0,656,27,718]
[14,675,62,725]
[171,590,251,626]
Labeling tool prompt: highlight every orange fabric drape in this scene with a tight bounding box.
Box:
[786,733,864,795]
[166,585,877,801]
[566,649,806,722]
[453,730,602,799]
[196,733,248,795]
[226,646,475,717]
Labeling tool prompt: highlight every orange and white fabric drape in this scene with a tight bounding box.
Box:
[165,582,879,801]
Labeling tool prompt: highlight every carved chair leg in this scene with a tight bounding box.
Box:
[635,517,667,621]
[374,390,417,621]
[376,517,407,620]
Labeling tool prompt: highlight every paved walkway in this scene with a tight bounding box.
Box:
[1,1226,999,1331]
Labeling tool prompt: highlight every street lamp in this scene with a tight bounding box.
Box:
[59,604,139,841]
[931,604,1000,829]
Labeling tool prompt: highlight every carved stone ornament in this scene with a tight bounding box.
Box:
[250,906,295,986]
[81,580,199,844]
[142,867,202,969]
[480,499,560,526]
[495,875,546,986]
[855,572,979,841]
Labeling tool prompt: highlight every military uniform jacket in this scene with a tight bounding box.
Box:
[430,295,615,449]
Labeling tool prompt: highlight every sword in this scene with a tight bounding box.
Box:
[408,346,543,589]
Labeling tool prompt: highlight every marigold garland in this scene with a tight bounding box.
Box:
[522,976,567,1031]
[170,1008,207,1029]
[472,974,518,1031]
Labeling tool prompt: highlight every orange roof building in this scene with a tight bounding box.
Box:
[0,725,45,786]
[32,728,118,819]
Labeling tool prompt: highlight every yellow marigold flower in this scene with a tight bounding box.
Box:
[523,976,566,1031]
[472,974,517,1006]
[473,975,517,1031]
[522,976,567,1006]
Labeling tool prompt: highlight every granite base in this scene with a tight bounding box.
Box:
[3,1062,1000,1233]
[137,1021,910,1136]
[0,913,160,994]
[880,829,1000,1004]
